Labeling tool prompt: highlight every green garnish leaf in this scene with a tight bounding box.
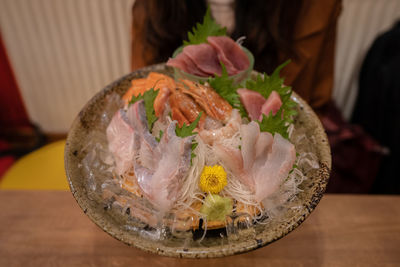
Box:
[175,112,202,164]
[129,88,159,130]
[155,130,164,142]
[246,60,298,123]
[175,112,202,138]
[257,110,289,139]
[129,94,143,105]
[191,142,198,163]
[183,7,227,46]
[244,60,298,138]
[208,64,247,117]
[200,194,233,221]
[245,60,291,100]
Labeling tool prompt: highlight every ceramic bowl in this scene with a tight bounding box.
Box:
[64,64,331,258]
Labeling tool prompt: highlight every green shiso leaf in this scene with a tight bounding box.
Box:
[244,60,298,138]
[175,112,202,164]
[129,88,159,131]
[155,130,164,142]
[175,112,202,138]
[257,110,289,139]
[183,7,227,46]
[208,64,247,118]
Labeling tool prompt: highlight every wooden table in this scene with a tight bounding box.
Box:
[0,191,399,266]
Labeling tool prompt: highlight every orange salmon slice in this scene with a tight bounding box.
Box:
[123,73,176,117]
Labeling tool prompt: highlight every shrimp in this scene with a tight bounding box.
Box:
[177,79,232,122]
[169,88,206,127]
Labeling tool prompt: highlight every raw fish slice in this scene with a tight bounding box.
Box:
[133,131,158,170]
[147,122,194,212]
[183,43,222,75]
[213,144,244,177]
[213,122,295,203]
[237,88,266,120]
[207,36,238,75]
[240,122,259,172]
[212,36,250,71]
[253,132,273,170]
[237,89,283,121]
[106,109,135,175]
[128,101,194,212]
[259,91,282,119]
[207,36,250,75]
[106,101,152,175]
[166,53,191,72]
[133,165,154,196]
[199,109,241,145]
[167,53,209,77]
[126,101,159,170]
[203,116,223,130]
[126,101,158,149]
[125,100,147,132]
[153,119,178,155]
[254,133,296,202]
[214,143,255,190]
[145,72,176,90]
[160,119,180,143]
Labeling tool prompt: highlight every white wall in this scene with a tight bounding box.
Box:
[0,0,135,133]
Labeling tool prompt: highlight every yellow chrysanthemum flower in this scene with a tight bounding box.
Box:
[199,165,227,194]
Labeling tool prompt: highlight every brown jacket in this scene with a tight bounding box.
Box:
[131,0,342,110]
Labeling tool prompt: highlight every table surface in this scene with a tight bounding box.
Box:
[0,191,399,267]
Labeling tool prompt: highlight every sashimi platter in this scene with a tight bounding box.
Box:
[65,10,331,258]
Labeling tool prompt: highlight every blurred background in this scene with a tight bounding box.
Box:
[0,0,399,193]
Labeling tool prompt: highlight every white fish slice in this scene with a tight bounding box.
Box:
[214,121,296,203]
[126,102,194,213]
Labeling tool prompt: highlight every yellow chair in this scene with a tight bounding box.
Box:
[0,140,69,190]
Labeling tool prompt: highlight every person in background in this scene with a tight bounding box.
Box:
[130,0,342,113]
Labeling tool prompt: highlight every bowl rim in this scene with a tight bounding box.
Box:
[64,63,331,258]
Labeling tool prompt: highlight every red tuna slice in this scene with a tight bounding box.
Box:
[166,52,209,77]
[259,91,282,120]
[183,43,222,76]
[237,88,266,121]
[207,36,250,75]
